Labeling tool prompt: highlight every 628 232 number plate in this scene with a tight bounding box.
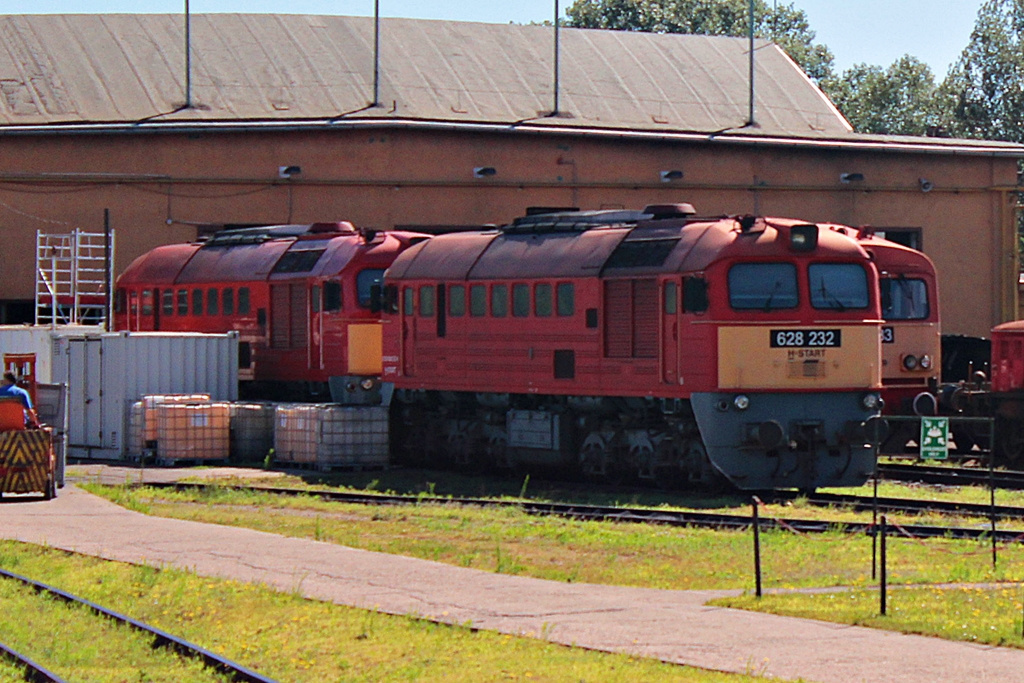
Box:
[770,329,842,348]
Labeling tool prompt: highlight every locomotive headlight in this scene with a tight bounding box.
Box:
[903,355,919,371]
[360,378,376,391]
[733,394,750,411]
[919,354,932,370]
[862,393,881,410]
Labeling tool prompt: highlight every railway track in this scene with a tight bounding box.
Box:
[0,568,277,683]
[0,639,65,683]
[141,481,1024,543]
[878,462,1024,490]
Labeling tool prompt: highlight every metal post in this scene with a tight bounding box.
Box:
[991,418,997,568]
[872,456,879,579]
[880,514,887,616]
[553,0,560,116]
[184,0,192,108]
[747,0,755,126]
[104,209,111,331]
[373,0,380,107]
[752,496,762,598]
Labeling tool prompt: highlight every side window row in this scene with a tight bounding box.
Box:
[405,283,576,318]
[117,287,252,317]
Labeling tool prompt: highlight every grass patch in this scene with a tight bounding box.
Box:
[0,541,749,682]
[82,483,1024,591]
[717,583,1024,648]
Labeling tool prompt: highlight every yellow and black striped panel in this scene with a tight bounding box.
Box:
[0,429,53,495]
[718,325,882,390]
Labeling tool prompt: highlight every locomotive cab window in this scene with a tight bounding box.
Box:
[513,284,530,317]
[141,289,153,316]
[309,285,319,314]
[808,263,869,310]
[449,285,466,317]
[664,281,677,315]
[223,287,235,316]
[470,285,486,316]
[238,287,251,315]
[492,284,508,317]
[403,287,414,315]
[357,269,385,309]
[177,289,188,316]
[535,283,552,317]
[323,282,341,312]
[728,263,797,310]
[880,277,929,320]
[162,291,174,316]
[557,283,574,316]
[207,288,219,316]
[419,285,435,317]
[115,289,126,314]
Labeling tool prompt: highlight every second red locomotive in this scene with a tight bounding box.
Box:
[115,222,427,402]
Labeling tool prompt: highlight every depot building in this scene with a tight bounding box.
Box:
[0,13,1020,337]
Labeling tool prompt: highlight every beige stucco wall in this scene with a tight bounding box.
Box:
[0,127,1016,336]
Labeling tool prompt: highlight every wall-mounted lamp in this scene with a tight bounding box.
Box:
[919,177,934,193]
[839,172,865,184]
[660,169,684,182]
[279,165,302,179]
[473,166,497,178]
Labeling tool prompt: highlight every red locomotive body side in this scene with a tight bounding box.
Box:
[115,223,427,401]
[384,208,884,490]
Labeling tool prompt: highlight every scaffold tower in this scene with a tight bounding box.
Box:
[35,229,115,326]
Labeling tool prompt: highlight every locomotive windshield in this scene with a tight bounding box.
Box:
[880,277,929,320]
[808,263,870,310]
[357,269,386,308]
[728,263,798,310]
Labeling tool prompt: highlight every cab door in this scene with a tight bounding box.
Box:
[661,278,680,385]
[401,285,416,377]
[309,283,323,373]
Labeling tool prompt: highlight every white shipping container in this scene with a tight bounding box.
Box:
[51,331,238,459]
[0,324,98,383]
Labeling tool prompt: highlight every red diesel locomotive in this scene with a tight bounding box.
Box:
[115,222,427,402]
[383,205,885,490]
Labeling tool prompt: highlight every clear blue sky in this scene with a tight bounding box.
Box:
[7,1,985,77]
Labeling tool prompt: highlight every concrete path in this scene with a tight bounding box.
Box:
[3,481,1024,682]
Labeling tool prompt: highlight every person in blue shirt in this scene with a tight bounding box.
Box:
[0,372,39,427]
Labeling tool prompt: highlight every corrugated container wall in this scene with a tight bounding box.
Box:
[51,331,238,459]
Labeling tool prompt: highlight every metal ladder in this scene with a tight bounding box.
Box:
[35,229,115,326]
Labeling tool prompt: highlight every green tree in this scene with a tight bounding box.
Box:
[565,0,834,83]
[828,56,945,136]
[942,0,1024,142]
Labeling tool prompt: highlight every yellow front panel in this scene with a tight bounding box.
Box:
[881,322,940,384]
[348,324,383,375]
[718,325,881,390]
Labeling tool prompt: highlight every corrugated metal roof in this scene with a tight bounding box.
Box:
[0,13,847,138]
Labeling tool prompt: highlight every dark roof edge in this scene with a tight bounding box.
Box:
[1,117,1021,157]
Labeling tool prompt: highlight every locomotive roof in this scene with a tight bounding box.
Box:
[118,224,415,286]
[387,213,869,281]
